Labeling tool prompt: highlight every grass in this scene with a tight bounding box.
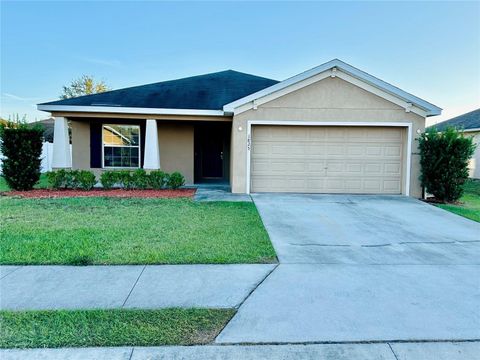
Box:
[0,197,276,265]
[0,308,235,348]
[437,179,480,222]
[0,174,48,192]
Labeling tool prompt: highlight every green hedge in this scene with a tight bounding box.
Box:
[419,127,476,202]
[0,123,44,190]
[47,169,185,190]
[100,169,185,190]
[46,170,96,190]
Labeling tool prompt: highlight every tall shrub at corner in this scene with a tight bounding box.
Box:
[419,127,476,202]
[0,122,44,190]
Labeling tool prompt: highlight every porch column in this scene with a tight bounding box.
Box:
[143,119,160,169]
[51,116,71,168]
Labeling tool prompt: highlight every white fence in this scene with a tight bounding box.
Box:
[0,143,72,174]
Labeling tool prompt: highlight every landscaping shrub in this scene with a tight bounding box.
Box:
[0,122,43,190]
[65,170,81,189]
[46,169,68,189]
[148,170,167,189]
[131,169,149,189]
[99,169,186,190]
[46,169,96,190]
[116,170,136,190]
[100,171,118,190]
[167,171,185,189]
[76,170,97,190]
[419,127,476,202]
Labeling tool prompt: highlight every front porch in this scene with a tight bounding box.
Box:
[51,116,232,186]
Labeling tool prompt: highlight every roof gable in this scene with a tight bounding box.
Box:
[254,76,405,111]
[432,108,480,132]
[223,59,442,117]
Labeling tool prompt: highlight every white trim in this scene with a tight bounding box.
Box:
[224,59,442,117]
[102,123,141,169]
[405,125,413,197]
[461,128,480,133]
[246,121,413,196]
[38,104,225,117]
[233,71,332,115]
[335,72,428,118]
[51,116,72,168]
[143,119,161,170]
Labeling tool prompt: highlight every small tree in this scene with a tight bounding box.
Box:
[419,127,476,202]
[0,121,44,190]
[60,75,109,99]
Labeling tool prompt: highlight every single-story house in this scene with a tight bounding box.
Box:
[37,59,441,197]
[29,118,56,143]
[431,108,480,179]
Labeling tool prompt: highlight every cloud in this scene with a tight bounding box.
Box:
[2,93,41,102]
[80,57,122,67]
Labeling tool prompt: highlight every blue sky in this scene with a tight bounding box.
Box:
[1,1,479,125]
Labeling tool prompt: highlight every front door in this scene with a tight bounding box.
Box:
[202,134,223,178]
[194,123,230,182]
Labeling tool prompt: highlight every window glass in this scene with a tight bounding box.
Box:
[103,124,140,168]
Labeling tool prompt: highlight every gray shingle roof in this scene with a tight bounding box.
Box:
[432,108,480,132]
[39,70,279,110]
[29,118,55,142]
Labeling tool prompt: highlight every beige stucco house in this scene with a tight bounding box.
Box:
[38,59,441,197]
[432,108,480,179]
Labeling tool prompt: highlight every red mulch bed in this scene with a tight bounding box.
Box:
[3,188,197,199]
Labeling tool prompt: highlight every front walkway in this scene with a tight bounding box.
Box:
[0,264,275,310]
[193,184,252,202]
[2,342,479,360]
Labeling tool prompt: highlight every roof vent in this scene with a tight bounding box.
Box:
[91,103,122,107]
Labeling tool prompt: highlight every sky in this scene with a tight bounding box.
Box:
[1,1,479,126]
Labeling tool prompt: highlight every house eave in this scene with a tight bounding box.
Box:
[461,127,480,133]
[37,105,226,117]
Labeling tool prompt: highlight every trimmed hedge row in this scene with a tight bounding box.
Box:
[100,170,185,190]
[46,169,185,190]
[46,169,96,190]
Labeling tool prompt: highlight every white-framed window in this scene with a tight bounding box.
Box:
[102,124,141,168]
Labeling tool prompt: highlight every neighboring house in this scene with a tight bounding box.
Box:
[432,109,480,179]
[37,59,441,197]
[30,118,55,143]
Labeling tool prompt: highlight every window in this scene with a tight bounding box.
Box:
[103,124,140,168]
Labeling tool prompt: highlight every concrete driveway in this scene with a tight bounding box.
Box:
[217,194,480,343]
[251,194,480,264]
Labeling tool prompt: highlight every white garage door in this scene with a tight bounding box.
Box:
[250,125,405,194]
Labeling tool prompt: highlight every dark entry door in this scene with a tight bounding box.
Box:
[202,134,223,178]
[194,123,230,182]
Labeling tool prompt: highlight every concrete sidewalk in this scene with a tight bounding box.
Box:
[0,264,275,310]
[2,342,479,360]
[216,264,480,343]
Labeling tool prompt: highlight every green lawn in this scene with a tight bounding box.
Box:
[437,179,480,222]
[0,308,235,348]
[0,174,48,192]
[0,197,276,265]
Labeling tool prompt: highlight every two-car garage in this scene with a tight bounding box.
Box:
[249,124,409,195]
[227,61,441,198]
